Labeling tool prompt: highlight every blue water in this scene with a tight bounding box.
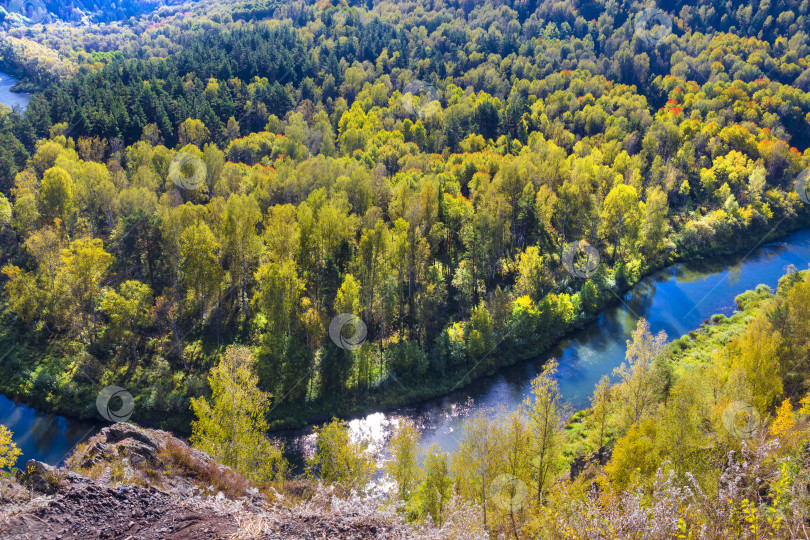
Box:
[4,227,810,466]
[286,226,810,460]
[0,71,30,111]
[0,396,98,467]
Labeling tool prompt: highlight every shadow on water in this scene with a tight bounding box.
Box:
[0,394,99,466]
[4,229,810,469]
[279,228,810,467]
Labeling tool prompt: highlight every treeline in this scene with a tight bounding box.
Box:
[0,0,806,428]
[153,269,810,538]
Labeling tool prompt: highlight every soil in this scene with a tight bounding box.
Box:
[1,474,237,539]
[0,423,418,539]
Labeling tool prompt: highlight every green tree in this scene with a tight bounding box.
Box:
[526,358,566,503]
[308,418,374,492]
[40,166,75,222]
[190,346,288,485]
[467,305,495,362]
[579,280,599,315]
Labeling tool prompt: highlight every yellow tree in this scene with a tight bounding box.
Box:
[178,118,211,147]
[515,246,543,300]
[656,374,708,478]
[40,166,75,222]
[728,316,782,413]
[190,346,287,485]
[452,412,501,527]
[58,237,112,337]
[419,445,452,526]
[0,424,21,472]
[770,398,796,440]
[180,222,224,323]
[307,418,374,492]
[640,186,669,257]
[335,273,362,316]
[605,419,659,491]
[254,260,305,337]
[601,184,641,261]
[613,318,665,432]
[222,194,262,314]
[526,359,567,503]
[588,375,613,450]
[386,420,420,502]
[101,280,153,355]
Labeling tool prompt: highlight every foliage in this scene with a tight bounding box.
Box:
[0,0,808,444]
[307,418,375,493]
[190,345,287,485]
[0,424,21,472]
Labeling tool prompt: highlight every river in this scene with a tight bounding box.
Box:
[3,227,810,468]
[282,227,810,464]
[0,72,96,469]
[0,71,30,111]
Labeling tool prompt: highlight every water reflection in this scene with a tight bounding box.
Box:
[280,228,810,461]
[0,395,99,466]
[4,229,810,468]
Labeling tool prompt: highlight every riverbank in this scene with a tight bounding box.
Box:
[0,69,30,109]
[0,203,808,444]
[267,211,810,430]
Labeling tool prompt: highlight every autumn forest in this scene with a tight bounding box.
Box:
[0,0,809,537]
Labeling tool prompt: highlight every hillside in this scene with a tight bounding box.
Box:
[0,0,809,537]
[0,423,476,539]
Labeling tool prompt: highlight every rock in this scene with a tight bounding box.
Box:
[79,423,163,470]
[570,446,612,481]
[103,423,160,451]
[16,459,61,494]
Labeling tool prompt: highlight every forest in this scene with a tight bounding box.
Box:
[0,0,808,536]
[0,0,805,429]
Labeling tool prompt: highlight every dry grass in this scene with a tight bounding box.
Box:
[157,438,251,497]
